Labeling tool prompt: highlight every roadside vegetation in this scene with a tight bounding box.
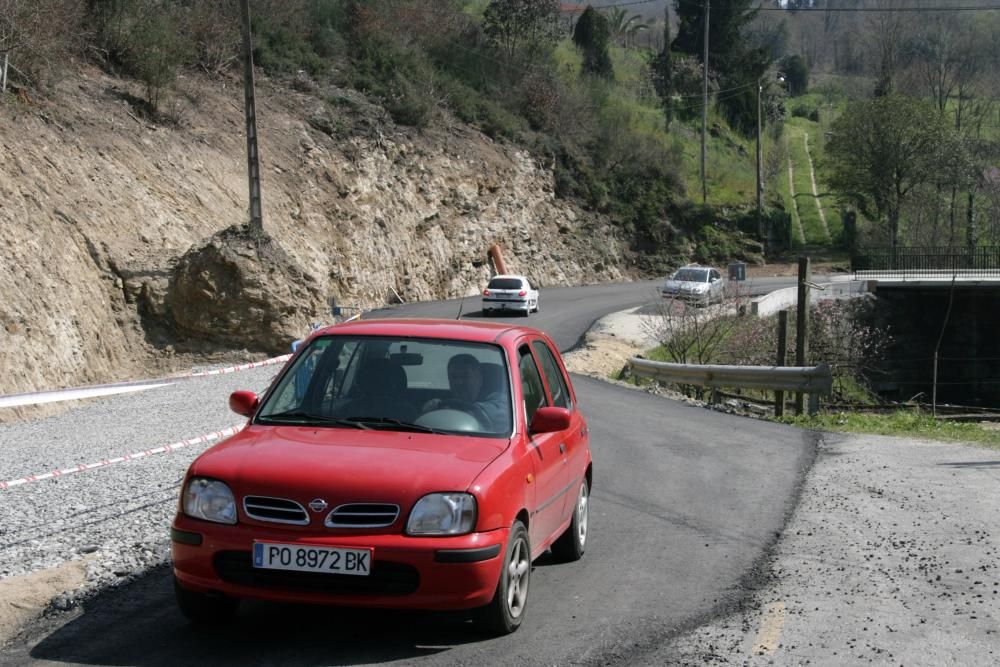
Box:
[627,292,1000,445]
[637,294,888,404]
[780,411,1000,449]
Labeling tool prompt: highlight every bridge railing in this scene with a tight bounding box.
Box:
[852,246,1000,279]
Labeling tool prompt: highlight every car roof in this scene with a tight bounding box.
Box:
[314,318,539,345]
[488,274,528,281]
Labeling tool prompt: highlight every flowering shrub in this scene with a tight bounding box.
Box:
[642,292,891,403]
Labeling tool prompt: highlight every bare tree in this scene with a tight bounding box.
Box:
[640,281,754,399]
[868,0,907,97]
[0,0,83,90]
[482,0,560,68]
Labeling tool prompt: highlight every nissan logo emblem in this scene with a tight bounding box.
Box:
[308,499,328,513]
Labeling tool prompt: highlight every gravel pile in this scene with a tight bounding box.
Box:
[0,364,278,607]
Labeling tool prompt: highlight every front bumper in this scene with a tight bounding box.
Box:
[171,515,507,611]
[662,289,709,301]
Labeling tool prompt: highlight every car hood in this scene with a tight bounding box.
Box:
[190,425,509,506]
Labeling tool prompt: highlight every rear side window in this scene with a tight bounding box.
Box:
[488,278,524,290]
[532,341,571,409]
[518,346,547,425]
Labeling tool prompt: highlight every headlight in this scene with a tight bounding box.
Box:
[183,477,238,525]
[406,493,476,535]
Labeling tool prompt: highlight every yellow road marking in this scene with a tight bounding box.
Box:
[751,601,786,656]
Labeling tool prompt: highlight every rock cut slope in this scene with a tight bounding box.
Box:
[0,67,629,402]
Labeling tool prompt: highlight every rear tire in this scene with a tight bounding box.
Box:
[551,478,589,562]
[475,521,530,635]
[174,577,239,625]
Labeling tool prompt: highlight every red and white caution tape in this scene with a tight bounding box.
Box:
[0,423,247,491]
[0,355,293,410]
[183,354,292,378]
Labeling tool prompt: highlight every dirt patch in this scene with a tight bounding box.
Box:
[0,558,92,647]
[563,333,645,381]
[563,306,659,381]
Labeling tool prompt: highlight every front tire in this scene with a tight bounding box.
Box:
[551,478,589,562]
[475,520,531,635]
[174,578,239,625]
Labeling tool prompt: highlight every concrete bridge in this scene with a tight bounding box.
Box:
[852,248,1000,408]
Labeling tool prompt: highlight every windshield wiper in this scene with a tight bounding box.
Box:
[257,410,371,429]
[340,416,443,434]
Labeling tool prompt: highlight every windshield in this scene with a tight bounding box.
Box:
[672,268,709,283]
[257,335,512,438]
[487,278,524,290]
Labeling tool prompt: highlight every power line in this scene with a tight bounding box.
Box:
[756,4,1000,11]
[562,0,664,11]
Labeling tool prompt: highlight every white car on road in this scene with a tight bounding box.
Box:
[482,275,539,316]
[661,265,725,306]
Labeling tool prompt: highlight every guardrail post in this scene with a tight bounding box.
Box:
[775,310,788,417]
[808,392,819,416]
[795,257,811,415]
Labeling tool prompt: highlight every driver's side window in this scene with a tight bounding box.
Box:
[518,345,547,426]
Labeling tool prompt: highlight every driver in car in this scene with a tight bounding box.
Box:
[422,353,507,430]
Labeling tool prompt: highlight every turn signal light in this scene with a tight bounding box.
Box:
[483,289,490,296]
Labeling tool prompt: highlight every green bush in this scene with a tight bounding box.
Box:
[790,103,819,122]
[130,12,188,109]
[384,77,433,128]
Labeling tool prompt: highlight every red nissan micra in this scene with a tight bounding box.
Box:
[171,319,592,635]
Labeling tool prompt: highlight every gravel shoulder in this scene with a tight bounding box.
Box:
[0,365,278,647]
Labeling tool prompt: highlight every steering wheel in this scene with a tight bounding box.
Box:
[436,399,493,430]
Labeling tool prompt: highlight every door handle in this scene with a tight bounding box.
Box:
[559,443,566,454]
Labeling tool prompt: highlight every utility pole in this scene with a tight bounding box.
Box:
[2,52,8,94]
[756,77,763,247]
[239,0,264,238]
[757,74,782,254]
[700,0,709,204]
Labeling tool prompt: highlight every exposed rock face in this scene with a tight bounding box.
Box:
[0,67,632,398]
[168,226,322,354]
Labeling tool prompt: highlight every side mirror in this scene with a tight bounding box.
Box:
[530,406,571,433]
[229,391,259,417]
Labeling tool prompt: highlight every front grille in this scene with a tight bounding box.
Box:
[214,551,419,595]
[243,496,309,525]
[326,503,400,528]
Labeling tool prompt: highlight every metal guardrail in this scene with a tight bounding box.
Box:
[852,246,1000,279]
[628,358,833,395]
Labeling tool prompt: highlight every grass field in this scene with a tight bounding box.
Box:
[556,42,857,247]
[777,116,845,247]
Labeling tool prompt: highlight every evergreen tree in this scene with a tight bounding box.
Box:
[573,6,613,79]
[671,0,769,135]
[781,54,808,97]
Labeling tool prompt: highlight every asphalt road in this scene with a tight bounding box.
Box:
[2,279,815,666]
